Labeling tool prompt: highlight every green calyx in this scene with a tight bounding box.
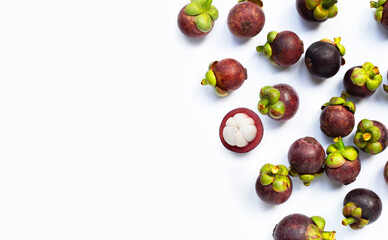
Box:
[354,119,383,154]
[342,202,370,230]
[325,137,359,168]
[306,0,338,20]
[371,0,387,22]
[256,31,277,63]
[257,86,285,119]
[350,62,382,91]
[306,216,336,240]
[289,167,324,186]
[238,0,264,7]
[259,163,291,193]
[321,91,356,114]
[185,0,218,33]
[201,61,229,97]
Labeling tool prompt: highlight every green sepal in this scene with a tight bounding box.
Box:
[263,43,272,58]
[313,5,329,20]
[267,31,278,44]
[208,6,219,21]
[343,101,356,114]
[354,132,368,149]
[325,152,346,168]
[194,12,213,32]
[351,207,362,219]
[341,147,359,161]
[364,142,383,155]
[214,86,228,97]
[366,74,382,91]
[327,5,338,18]
[185,2,205,16]
[277,165,289,176]
[259,86,272,98]
[357,119,373,132]
[260,163,274,175]
[329,97,345,105]
[299,174,315,185]
[260,173,275,186]
[269,101,285,119]
[375,7,383,22]
[265,88,281,104]
[205,70,216,87]
[311,216,326,231]
[306,0,320,10]
[257,99,269,115]
[321,0,338,9]
[336,43,345,56]
[326,144,338,154]
[306,224,322,240]
[272,175,290,193]
[343,202,357,217]
[352,218,369,229]
[365,126,381,143]
[351,68,367,86]
[190,0,206,3]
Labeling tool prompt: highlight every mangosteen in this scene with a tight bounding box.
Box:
[219,108,264,153]
[343,62,382,98]
[257,84,299,121]
[342,188,382,230]
[305,37,346,79]
[288,137,325,186]
[256,31,304,66]
[384,161,388,185]
[320,91,355,138]
[371,0,388,31]
[227,0,265,38]
[255,164,292,205]
[296,0,338,23]
[353,119,388,155]
[177,0,218,38]
[201,58,247,96]
[273,214,336,240]
[325,137,361,185]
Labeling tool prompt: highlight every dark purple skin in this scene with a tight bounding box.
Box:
[379,3,388,31]
[177,5,213,38]
[271,31,304,66]
[255,175,293,205]
[296,0,325,23]
[325,158,361,185]
[273,214,314,240]
[305,41,343,79]
[227,1,265,38]
[272,84,299,121]
[384,161,388,185]
[288,137,325,174]
[320,105,355,137]
[210,59,247,92]
[343,66,374,98]
[344,188,382,224]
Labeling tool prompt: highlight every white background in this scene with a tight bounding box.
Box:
[0,0,388,239]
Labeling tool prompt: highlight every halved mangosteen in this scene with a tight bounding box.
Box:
[219,108,264,153]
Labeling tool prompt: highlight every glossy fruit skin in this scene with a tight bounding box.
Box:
[177,5,213,38]
[271,31,304,66]
[211,59,247,92]
[219,108,264,153]
[227,1,265,38]
[296,0,325,23]
[255,175,293,205]
[272,84,299,121]
[305,41,343,79]
[273,214,314,240]
[320,105,355,137]
[384,161,388,185]
[343,66,374,98]
[288,137,325,174]
[325,158,361,185]
[344,188,382,224]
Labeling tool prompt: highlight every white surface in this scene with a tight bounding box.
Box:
[0,0,387,239]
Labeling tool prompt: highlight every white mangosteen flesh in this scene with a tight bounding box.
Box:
[222,113,257,147]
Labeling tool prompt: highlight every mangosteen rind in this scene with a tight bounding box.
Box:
[184,0,218,32]
[346,62,382,95]
[259,164,291,192]
[371,0,387,22]
[325,137,358,168]
[297,0,338,22]
[354,119,388,155]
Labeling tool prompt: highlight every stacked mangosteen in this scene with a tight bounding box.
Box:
[177,0,388,239]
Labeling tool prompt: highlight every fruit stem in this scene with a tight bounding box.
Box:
[342,217,358,226]
[340,91,348,100]
[334,136,346,151]
[204,0,213,11]
[370,1,378,8]
[271,165,279,175]
[322,231,336,240]
[258,98,269,110]
[322,0,338,9]
[201,79,208,86]
[363,133,372,141]
[256,45,264,53]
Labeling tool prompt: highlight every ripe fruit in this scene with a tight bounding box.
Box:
[296,0,338,23]
[201,58,247,96]
[257,84,299,121]
[320,92,355,138]
[324,137,361,185]
[227,0,265,38]
[177,0,219,38]
[305,37,345,79]
[353,119,388,155]
[288,137,325,186]
[343,62,382,98]
[255,164,292,205]
[371,0,388,31]
[256,31,304,66]
[342,188,382,230]
[219,108,264,153]
[273,214,336,240]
